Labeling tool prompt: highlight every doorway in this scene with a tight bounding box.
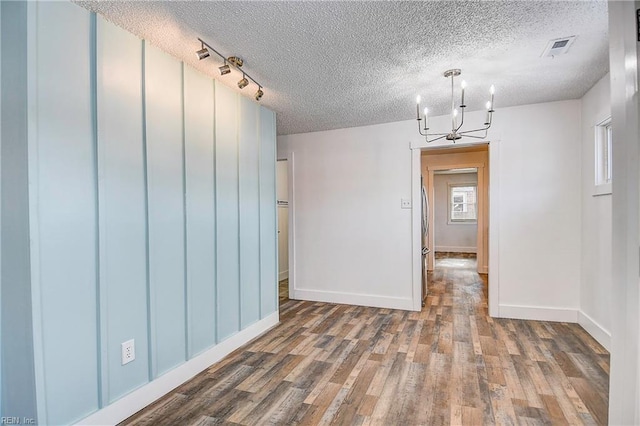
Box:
[419,144,490,312]
[276,159,289,305]
[421,144,489,274]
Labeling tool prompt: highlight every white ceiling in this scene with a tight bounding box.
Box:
[76,1,609,136]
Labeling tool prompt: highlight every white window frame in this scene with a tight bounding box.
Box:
[594,117,612,196]
[448,183,478,224]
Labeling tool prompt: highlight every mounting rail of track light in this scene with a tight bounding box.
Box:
[415,69,495,143]
[196,38,264,101]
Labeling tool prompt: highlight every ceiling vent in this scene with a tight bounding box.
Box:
[541,36,577,58]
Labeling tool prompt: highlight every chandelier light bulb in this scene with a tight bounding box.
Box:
[461,80,467,89]
[453,108,459,117]
[424,107,428,116]
[490,85,495,95]
[486,101,491,110]
[416,95,421,104]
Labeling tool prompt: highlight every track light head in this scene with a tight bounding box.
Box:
[219,64,231,75]
[196,47,210,60]
[238,76,249,89]
[228,56,244,67]
[255,87,264,101]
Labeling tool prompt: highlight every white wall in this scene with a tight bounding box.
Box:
[433,172,478,252]
[579,74,612,350]
[278,99,583,320]
[607,1,640,423]
[490,101,582,321]
[278,124,414,310]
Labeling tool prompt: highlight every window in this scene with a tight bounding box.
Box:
[449,184,477,223]
[594,117,612,195]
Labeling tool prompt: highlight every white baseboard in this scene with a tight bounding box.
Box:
[293,288,415,311]
[278,270,289,281]
[435,246,477,253]
[498,304,578,322]
[578,310,611,351]
[76,312,280,426]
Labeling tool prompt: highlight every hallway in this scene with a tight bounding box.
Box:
[122,254,609,425]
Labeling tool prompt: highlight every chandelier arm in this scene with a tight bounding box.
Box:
[458,133,488,139]
[417,120,428,136]
[458,124,491,135]
[425,134,449,143]
[455,107,465,132]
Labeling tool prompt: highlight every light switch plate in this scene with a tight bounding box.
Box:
[401,198,412,209]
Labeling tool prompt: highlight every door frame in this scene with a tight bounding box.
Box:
[276,153,295,301]
[411,141,500,317]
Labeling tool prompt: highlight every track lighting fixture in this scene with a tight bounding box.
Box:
[195,37,265,101]
[219,63,231,75]
[196,42,210,60]
[255,87,264,101]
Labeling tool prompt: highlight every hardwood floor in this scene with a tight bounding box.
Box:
[279,279,289,304]
[121,254,609,425]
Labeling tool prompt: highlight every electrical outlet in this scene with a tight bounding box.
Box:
[121,339,135,365]
[401,198,412,209]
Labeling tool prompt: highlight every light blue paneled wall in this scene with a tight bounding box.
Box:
[260,108,278,317]
[239,97,262,327]
[95,17,149,403]
[144,44,187,377]
[0,1,37,421]
[184,66,217,357]
[11,3,278,424]
[31,3,99,424]
[215,84,241,341]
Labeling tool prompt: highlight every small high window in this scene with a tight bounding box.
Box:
[449,184,477,223]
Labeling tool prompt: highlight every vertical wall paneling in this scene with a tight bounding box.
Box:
[259,108,278,316]
[0,4,3,416]
[239,97,261,327]
[144,44,187,376]
[96,17,149,402]
[183,66,216,356]
[215,84,241,340]
[32,3,99,424]
[2,1,37,421]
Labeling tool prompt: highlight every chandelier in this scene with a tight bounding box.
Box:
[415,69,495,143]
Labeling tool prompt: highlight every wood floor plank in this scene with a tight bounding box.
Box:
[120,253,609,426]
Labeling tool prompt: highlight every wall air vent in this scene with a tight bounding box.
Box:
[541,36,577,58]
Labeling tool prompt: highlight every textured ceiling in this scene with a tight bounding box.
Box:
[76,1,609,136]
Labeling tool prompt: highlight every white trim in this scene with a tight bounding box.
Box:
[293,288,414,311]
[498,304,578,322]
[286,152,295,300]
[488,140,500,317]
[75,312,279,426]
[577,310,611,351]
[411,147,422,311]
[434,246,477,253]
[593,183,612,196]
[278,270,289,281]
